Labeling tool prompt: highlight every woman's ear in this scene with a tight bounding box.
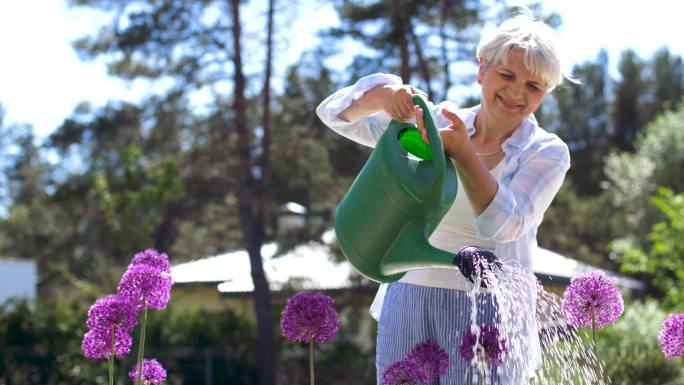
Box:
[477,57,487,84]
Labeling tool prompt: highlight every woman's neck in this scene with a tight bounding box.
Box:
[473,110,521,145]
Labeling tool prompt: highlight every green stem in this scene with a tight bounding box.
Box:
[479,366,485,385]
[592,315,601,381]
[592,316,597,360]
[136,304,148,385]
[309,339,315,385]
[109,328,115,385]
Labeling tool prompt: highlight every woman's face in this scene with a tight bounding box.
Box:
[477,50,547,124]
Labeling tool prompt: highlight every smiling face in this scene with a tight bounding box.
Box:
[477,50,548,126]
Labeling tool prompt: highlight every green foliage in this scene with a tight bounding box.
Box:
[94,145,184,256]
[0,298,98,385]
[531,300,684,385]
[605,105,684,223]
[0,294,380,384]
[328,0,484,94]
[597,300,684,385]
[606,105,684,305]
[612,188,684,308]
[538,179,623,270]
[279,335,375,385]
[0,297,259,385]
[546,50,611,195]
[143,303,258,385]
[649,48,684,119]
[612,49,650,152]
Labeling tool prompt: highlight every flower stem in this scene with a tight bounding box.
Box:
[479,366,484,385]
[109,328,115,385]
[309,339,315,385]
[137,304,148,385]
[591,316,597,359]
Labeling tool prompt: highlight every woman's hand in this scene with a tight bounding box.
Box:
[414,106,469,158]
[380,84,427,122]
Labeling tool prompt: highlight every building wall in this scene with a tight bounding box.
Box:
[0,259,37,305]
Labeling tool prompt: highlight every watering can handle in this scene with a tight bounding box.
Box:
[412,94,446,194]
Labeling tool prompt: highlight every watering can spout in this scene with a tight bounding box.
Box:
[379,221,457,276]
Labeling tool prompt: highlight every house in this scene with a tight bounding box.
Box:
[170,230,644,350]
[171,230,644,298]
[0,258,37,306]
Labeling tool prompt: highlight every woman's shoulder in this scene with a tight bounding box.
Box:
[523,123,570,164]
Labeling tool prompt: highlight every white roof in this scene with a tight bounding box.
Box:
[171,231,354,293]
[171,234,643,293]
[532,247,645,290]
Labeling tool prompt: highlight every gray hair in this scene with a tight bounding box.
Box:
[476,15,570,91]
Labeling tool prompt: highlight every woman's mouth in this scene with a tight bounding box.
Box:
[497,95,523,111]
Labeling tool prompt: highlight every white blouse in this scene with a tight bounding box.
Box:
[398,160,504,290]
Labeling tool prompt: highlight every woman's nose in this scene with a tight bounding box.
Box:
[508,81,524,98]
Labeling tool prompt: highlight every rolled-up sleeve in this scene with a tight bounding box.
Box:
[474,139,570,241]
[315,73,403,148]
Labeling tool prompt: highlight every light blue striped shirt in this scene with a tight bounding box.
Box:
[316,73,571,373]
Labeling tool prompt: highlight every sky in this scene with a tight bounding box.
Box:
[1,0,683,140]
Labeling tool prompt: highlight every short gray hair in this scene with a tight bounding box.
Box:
[476,15,569,91]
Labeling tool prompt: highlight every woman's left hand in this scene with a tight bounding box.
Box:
[414,106,469,158]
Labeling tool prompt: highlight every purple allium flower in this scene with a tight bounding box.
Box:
[459,327,478,363]
[406,340,449,381]
[130,249,171,273]
[280,291,339,343]
[659,312,684,359]
[118,264,173,311]
[381,357,429,385]
[562,270,624,329]
[81,327,133,360]
[129,358,167,384]
[459,325,507,367]
[86,294,138,332]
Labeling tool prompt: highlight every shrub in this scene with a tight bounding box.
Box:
[598,300,684,385]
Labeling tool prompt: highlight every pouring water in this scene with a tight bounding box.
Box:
[462,251,610,385]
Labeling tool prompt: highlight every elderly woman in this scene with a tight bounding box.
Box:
[317,14,572,384]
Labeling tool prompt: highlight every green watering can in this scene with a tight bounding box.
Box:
[334,94,461,283]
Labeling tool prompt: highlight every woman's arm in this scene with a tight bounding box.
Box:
[414,106,570,242]
[316,73,426,148]
[473,143,570,241]
[414,107,499,214]
[339,83,422,123]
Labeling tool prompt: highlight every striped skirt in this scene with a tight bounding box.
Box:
[376,282,521,385]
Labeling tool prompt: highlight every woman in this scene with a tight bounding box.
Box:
[317,14,572,384]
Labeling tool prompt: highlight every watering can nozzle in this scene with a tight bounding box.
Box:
[454,246,502,288]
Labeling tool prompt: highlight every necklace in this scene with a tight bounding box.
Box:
[472,115,504,157]
[475,148,503,157]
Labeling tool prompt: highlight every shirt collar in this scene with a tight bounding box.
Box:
[462,105,537,150]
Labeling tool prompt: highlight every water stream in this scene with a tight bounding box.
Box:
[463,260,610,385]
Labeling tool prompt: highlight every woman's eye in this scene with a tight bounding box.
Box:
[499,73,513,80]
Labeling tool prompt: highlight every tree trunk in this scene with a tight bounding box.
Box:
[393,0,411,83]
[409,22,433,97]
[229,1,277,385]
[260,0,275,236]
[439,0,451,101]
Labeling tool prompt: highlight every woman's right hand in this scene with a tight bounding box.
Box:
[380,84,427,122]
